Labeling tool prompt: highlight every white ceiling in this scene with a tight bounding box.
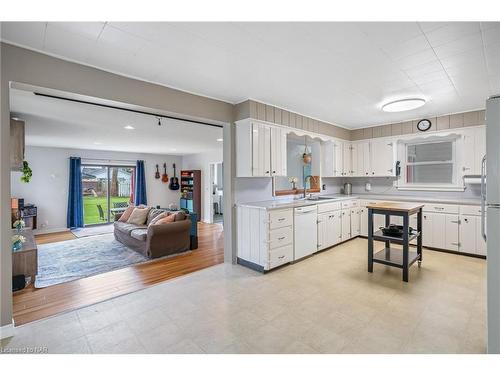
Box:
[9,88,223,155]
[2,22,500,128]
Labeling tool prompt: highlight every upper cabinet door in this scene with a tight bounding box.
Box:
[475,127,486,175]
[371,139,395,176]
[252,122,271,177]
[334,141,343,176]
[342,142,351,176]
[270,127,287,176]
[462,129,475,175]
[362,142,371,176]
[350,143,358,176]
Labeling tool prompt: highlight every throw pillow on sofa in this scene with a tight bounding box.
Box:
[154,214,176,225]
[148,212,169,226]
[127,207,151,225]
[118,206,135,222]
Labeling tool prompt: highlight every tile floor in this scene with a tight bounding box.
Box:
[1,238,486,354]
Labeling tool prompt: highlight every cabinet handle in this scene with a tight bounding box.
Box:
[278,255,285,259]
[372,172,375,175]
[277,218,286,221]
[278,236,286,240]
[387,169,393,173]
[265,171,270,174]
[451,242,460,246]
[462,167,471,171]
[273,171,276,174]
[451,220,461,224]
[365,172,368,175]
[434,207,444,210]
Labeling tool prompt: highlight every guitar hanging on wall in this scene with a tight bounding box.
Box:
[161,163,169,183]
[154,164,160,179]
[169,163,180,190]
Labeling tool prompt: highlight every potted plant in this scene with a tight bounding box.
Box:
[13,219,25,233]
[21,160,32,183]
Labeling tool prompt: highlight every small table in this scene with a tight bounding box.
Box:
[12,228,38,282]
[366,202,424,282]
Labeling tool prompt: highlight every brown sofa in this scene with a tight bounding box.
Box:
[114,209,191,259]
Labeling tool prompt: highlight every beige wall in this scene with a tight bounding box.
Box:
[0,42,235,327]
[351,109,486,141]
[235,99,351,140]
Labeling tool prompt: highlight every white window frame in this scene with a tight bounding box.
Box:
[396,134,464,191]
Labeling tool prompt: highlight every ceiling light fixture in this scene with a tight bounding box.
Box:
[382,98,426,112]
[158,118,162,126]
[124,125,135,130]
[216,138,223,142]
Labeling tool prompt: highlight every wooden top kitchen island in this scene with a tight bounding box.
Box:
[366,202,424,282]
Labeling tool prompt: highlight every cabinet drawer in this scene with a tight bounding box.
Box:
[318,202,341,213]
[360,199,380,207]
[269,226,293,249]
[350,200,359,208]
[269,244,293,269]
[341,200,352,208]
[423,204,459,214]
[269,209,293,229]
[460,205,483,216]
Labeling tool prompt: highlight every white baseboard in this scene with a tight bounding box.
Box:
[0,321,15,339]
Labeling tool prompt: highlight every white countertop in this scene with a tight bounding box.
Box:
[238,193,481,210]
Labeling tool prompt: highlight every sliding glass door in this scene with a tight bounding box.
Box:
[81,165,135,225]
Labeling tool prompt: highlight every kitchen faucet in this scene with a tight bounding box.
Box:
[303,175,315,198]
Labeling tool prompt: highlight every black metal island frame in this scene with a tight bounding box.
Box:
[366,202,424,282]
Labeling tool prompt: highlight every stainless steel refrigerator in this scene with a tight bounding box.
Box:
[484,95,500,353]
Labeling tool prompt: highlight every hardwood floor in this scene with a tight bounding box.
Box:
[34,230,76,244]
[13,223,224,326]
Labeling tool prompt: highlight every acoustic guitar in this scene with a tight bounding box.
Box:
[154,164,160,179]
[161,163,169,183]
[169,163,180,190]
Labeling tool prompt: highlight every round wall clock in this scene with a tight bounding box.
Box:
[417,119,432,131]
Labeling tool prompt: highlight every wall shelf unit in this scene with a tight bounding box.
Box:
[180,169,201,221]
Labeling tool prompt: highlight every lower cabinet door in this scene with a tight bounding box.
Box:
[341,209,351,241]
[331,212,342,245]
[360,207,368,236]
[317,213,329,251]
[351,208,360,237]
[410,215,418,245]
[445,214,460,251]
[459,215,476,254]
[422,213,434,247]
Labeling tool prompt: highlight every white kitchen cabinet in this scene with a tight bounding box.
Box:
[370,139,395,176]
[445,214,460,252]
[362,141,371,176]
[318,210,342,251]
[422,212,434,248]
[322,140,343,177]
[460,215,477,254]
[351,207,361,237]
[351,142,360,176]
[360,206,368,236]
[476,217,487,256]
[462,126,486,176]
[270,126,287,176]
[252,122,271,177]
[236,120,288,177]
[342,142,352,176]
[341,209,351,241]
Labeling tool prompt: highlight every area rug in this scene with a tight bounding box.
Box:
[35,233,148,288]
[71,224,114,238]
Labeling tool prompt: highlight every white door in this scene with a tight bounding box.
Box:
[342,142,351,176]
[331,211,342,245]
[271,127,287,176]
[422,212,434,247]
[360,207,368,236]
[475,127,486,175]
[362,142,371,176]
[371,139,395,176]
[341,209,351,241]
[334,141,343,177]
[252,123,271,177]
[460,215,476,254]
[351,208,360,237]
[445,214,460,251]
[350,143,358,176]
[462,129,475,176]
[317,212,329,251]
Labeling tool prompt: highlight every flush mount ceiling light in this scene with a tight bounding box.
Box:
[216,138,223,142]
[124,125,135,130]
[382,98,426,112]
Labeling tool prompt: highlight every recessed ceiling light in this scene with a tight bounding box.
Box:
[216,138,223,142]
[124,125,135,130]
[382,98,426,112]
